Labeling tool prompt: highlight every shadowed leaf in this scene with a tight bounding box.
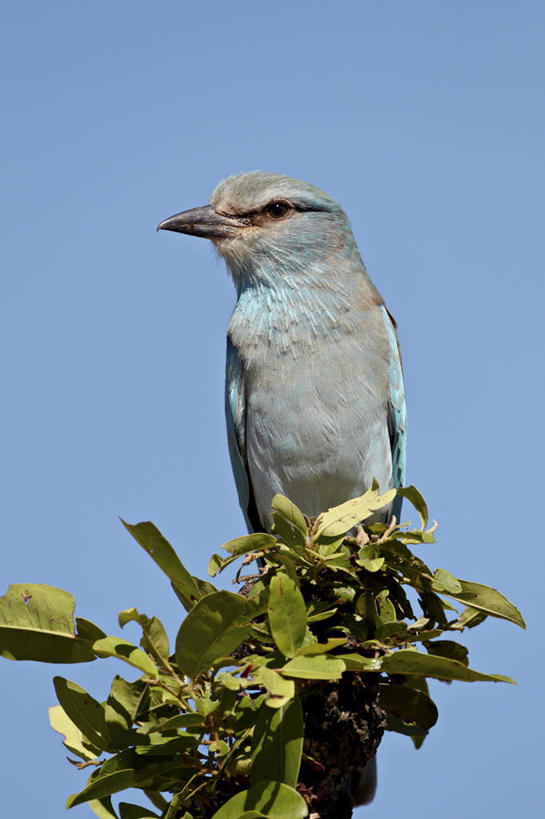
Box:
[443,579,525,629]
[49,704,103,761]
[118,804,160,819]
[379,682,438,730]
[382,649,516,683]
[121,521,201,611]
[53,678,112,751]
[175,591,251,678]
[93,637,159,679]
[211,780,308,818]
[250,697,304,788]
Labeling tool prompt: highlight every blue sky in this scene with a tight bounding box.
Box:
[1,1,543,816]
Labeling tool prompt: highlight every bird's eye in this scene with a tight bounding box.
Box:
[265,201,290,220]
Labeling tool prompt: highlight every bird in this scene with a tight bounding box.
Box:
[158,171,407,805]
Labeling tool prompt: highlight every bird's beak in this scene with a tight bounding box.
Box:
[157,205,245,239]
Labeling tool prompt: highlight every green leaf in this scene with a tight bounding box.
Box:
[0,584,96,663]
[142,713,204,735]
[335,654,382,672]
[425,640,469,666]
[208,553,238,577]
[67,770,140,808]
[76,618,108,642]
[456,605,488,629]
[379,682,438,730]
[250,697,304,788]
[121,521,202,611]
[441,579,525,629]
[432,568,463,594]
[315,485,396,539]
[385,713,428,737]
[222,533,277,555]
[118,804,160,819]
[211,781,308,818]
[268,573,307,658]
[107,676,147,727]
[53,678,112,751]
[92,637,159,679]
[375,590,397,624]
[134,735,198,755]
[297,637,347,656]
[382,649,516,684]
[90,798,119,818]
[396,485,429,528]
[67,758,186,808]
[175,591,252,678]
[253,666,295,708]
[118,609,170,665]
[271,495,308,552]
[281,655,346,680]
[357,545,385,573]
[49,704,103,761]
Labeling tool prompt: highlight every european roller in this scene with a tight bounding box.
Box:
[158,171,407,805]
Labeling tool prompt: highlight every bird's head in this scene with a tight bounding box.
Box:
[158,172,359,289]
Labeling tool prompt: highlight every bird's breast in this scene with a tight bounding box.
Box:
[240,331,393,525]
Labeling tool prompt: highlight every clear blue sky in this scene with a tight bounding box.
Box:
[1,1,543,816]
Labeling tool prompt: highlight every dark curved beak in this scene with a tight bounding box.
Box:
[157,205,245,239]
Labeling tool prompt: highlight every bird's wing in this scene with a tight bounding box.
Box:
[381,305,407,520]
[225,337,261,532]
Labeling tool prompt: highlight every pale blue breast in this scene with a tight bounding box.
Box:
[228,292,397,528]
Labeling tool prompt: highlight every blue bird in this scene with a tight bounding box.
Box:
[158,171,407,805]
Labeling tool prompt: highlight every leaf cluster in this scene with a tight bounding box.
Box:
[0,485,524,818]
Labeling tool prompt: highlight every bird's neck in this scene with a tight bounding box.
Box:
[227,250,383,355]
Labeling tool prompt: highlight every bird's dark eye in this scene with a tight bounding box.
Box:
[265,201,290,220]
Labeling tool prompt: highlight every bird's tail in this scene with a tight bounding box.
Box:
[352,757,378,806]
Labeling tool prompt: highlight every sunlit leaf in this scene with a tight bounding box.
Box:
[281,655,346,679]
[0,584,96,664]
[49,704,103,761]
[335,654,382,672]
[271,495,308,552]
[432,568,462,594]
[222,533,277,555]
[296,637,347,656]
[315,485,396,539]
[396,485,429,529]
[268,573,307,658]
[253,666,295,708]
[90,798,119,818]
